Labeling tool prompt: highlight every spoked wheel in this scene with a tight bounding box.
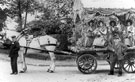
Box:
[77,54,97,74]
[123,55,135,73]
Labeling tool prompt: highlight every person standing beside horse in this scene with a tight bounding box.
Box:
[9,36,20,75]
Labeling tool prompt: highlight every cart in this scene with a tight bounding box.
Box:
[74,46,135,74]
[22,45,135,74]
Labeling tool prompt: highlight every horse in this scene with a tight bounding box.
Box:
[2,28,58,73]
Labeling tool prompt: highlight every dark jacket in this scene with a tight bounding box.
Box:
[114,42,127,60]
[9,41,20,57]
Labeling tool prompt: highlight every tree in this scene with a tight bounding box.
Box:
[45,0,74,19]
[0,0,43,31]
[27,0,74,36]
[0,8,7,30]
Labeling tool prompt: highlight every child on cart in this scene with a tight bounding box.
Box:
[125,19,135,47]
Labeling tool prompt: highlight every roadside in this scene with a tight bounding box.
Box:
[0,59,135,82]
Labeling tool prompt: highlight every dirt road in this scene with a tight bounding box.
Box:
[0,59,135,82]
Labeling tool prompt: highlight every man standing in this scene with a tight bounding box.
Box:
[9,36,20,75]
[108,33,127,77]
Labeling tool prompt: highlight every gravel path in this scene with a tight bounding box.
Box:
[0,53,135,82]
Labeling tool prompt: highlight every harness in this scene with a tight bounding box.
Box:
[37,37,57,47]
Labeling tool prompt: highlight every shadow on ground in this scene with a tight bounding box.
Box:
[0,48,76,61]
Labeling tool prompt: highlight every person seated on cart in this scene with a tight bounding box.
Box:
[107,20,117,44]
[93,20,107,48]
[108,20,117,32]
[108,32,127,77]
[124,19,135,47]
[84,20,95,47]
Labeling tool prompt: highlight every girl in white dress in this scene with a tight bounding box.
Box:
[93,20,107,47]
[125,20,135,46]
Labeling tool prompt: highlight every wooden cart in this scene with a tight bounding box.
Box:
[22,45,135,74]
[75,46,135,74]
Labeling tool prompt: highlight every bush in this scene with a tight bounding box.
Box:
[27,18,73,37]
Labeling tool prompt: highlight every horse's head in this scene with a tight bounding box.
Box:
[24,34,33,42]
[20,28,31,36]
[16,28,32,40]
[1,28,31,48]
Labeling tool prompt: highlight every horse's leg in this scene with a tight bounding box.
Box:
[48,52,56,72]
[19,47,27,73]
[46,46,56,72]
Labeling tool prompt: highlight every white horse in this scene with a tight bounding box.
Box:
[3,29,58,73]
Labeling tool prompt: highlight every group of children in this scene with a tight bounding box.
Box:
[84,19,135,76]
[84,19,135,48]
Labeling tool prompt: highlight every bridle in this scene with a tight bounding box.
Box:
[16,28,33,47]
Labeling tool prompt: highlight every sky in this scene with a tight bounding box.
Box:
[1,0,135,9]
[81,0,135,8]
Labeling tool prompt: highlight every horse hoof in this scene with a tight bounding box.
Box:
[49,70,54,73]
[47,69,54,73]
[19,71,25,73]
[47,69,50,72]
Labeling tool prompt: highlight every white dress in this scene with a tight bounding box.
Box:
[84,27,94,47]
[93,27,107,47]
[127,26,134,37]
[125,25,135,46]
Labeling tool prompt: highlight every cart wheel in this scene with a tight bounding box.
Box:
[123,55,135,73]
[77,54,97,74]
